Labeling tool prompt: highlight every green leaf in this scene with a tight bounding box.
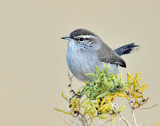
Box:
[99,115,108,119]
[77,86,85,94]
[117,105,126,112]
[88,87,103,98]
[86,73,98,80]
[54,108,72,115]
[97,91,110,98]
[82,86,97,95]
[95,65,101,73]
[112,114,116,125]
[62,92,67,100]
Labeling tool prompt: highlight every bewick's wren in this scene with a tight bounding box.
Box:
[62,29,138,82]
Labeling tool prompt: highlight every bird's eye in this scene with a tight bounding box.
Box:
[79,37,84,41]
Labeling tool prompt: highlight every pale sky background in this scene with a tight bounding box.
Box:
[0,0,160,126]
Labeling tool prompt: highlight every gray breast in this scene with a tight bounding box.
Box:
[66,41,118,82]
[67,42,99,81]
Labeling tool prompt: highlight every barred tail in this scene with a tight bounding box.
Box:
[114,43,139,56]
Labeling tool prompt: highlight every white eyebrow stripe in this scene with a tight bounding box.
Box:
[77,35,95,39]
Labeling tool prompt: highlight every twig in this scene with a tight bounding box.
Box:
[62,119,72,126]
[62,117,79,126]
[103,119,112,124]
[128,94,138,126]
[68,118,80,126]
[138,104,158,109]
[113,103,132,126]
[119,112,132,126]
[77,113,89,126]
[132,110,137,126]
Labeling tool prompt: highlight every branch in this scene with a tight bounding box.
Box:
[112,103,132,126]
[119,112,132,126]
[128,95,138,126]
[132,110,137,126]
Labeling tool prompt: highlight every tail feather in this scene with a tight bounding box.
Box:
[114,43,139,56]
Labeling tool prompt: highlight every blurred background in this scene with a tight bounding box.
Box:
[0,0,160,126]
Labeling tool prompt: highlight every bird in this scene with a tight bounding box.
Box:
[61,28,139,82]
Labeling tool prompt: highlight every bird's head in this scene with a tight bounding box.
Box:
[61,29,102,51]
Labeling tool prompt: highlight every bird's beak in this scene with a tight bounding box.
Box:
[61,36,71,40]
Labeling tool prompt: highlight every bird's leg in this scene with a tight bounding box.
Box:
[68,68,73,88]
[68,68,84,99]
[67,68,78,99]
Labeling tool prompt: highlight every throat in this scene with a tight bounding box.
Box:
[67,43,94,79]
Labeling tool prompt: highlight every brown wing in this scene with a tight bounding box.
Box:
[97,42,126,67]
